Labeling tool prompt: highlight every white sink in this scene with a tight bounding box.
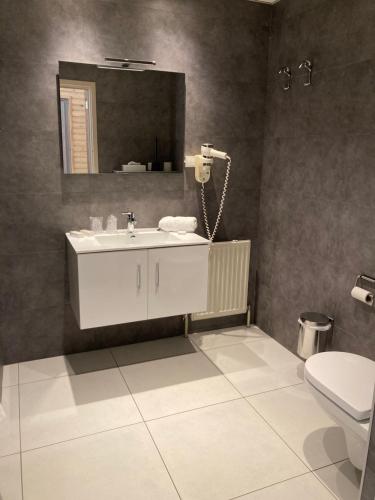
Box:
[66,228,209,254]
[94,230,181,247]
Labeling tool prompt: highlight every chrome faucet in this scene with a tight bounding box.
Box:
[122,211,137,233]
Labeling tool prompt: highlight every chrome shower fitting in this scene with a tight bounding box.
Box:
[278,66,292,91]
[298,59,313,86]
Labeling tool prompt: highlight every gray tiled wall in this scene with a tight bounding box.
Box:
[0,0,271,363]
[256,0,375,357]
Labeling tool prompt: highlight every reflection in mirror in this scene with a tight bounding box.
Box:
[57,61,185,174]
[59,79,99,173]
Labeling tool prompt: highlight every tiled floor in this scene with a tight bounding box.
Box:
[0,326,362,499]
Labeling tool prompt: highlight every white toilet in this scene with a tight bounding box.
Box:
[305,351,375,470]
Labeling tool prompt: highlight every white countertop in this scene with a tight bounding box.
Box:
[66,228,210,254]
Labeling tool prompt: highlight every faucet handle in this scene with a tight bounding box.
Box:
[121,211,136,222]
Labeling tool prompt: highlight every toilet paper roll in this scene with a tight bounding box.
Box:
[351,286,374,306]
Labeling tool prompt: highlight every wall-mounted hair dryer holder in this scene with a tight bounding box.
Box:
[185,143,229,183]
[185,144,231,241]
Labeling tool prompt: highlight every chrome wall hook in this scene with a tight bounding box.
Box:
[278,66,292,91]
[298,59,313,86]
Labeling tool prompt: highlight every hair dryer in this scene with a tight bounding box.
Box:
[201,143,229,161]
[191,143,229,183]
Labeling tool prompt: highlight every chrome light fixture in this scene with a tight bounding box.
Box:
[97,57,156,71]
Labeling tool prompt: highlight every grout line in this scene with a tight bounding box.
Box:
[16,367,118,387]
[242,381,304,398]
[191,330,301,362]
[244,397,310,465]
[112,347,182,500]
[133,332,337,498]
[312,466,346,500]
[311,458,357,500]
[144,423,182,500]
[228,470,315,500]
[16,369,110,387]
[193,333,316,476]
[20,421,144,456]
[192,333,303,399]
[108,347,119,366]
[19,333,145,456]
[190,342,243,398]
[14,333,348,498]
[190,336,272,353]
[312,458,349,472]
[14,345,244,456]
[17,352,118,386]
[0,451,22,460]
[195,343,310,475]
[144,396,244,424]
[17,364,24,500]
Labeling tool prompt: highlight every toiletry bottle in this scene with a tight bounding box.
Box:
[151,136,162,171]
[106,214,118,232]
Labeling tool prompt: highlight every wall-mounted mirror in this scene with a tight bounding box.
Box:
[57,61,185,174]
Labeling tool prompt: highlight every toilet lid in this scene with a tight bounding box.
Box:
[305,351,375,421]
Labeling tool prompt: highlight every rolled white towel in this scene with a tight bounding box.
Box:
[158,216,197,233]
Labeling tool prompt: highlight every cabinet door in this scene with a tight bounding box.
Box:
[78,250,148,329]
[148,245,209,319]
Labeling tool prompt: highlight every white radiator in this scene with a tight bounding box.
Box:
[191,240,251,321]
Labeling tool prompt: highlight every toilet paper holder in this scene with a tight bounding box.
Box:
[354,273,375,289]
[352,274,375,307]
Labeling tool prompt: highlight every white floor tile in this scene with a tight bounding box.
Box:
[148,399,307,500]
[314,460,361,500]
[20,368,142,451]
[19,349,116,384]
[120,352,240,420]
[191,326,269,351]
[0,386,20,457]
[204,338,304,396]
[22,423,179,500]
[248,384,348,470]
[0,454,22,500]
[112,336,197,367]
[238,472,336,499]
[1,364,18,387]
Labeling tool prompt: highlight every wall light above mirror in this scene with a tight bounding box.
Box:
[57,61,185,175]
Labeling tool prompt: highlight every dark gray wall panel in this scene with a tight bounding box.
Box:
[0,0,271,363]
[257,0,375,356]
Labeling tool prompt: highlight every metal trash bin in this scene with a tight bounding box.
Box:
[297,312,333,360]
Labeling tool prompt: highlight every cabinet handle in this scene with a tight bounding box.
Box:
[155,262,160,288]
[137,264,141,289]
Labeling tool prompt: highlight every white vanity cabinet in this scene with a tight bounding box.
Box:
[69,248,148,329]
[67,236,209,329]
[148,246,209,319]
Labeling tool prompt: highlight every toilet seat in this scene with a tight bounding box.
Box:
[305,351,375,421]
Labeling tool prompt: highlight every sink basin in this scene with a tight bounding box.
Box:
[94,230,181,247]
[66,228,209,254]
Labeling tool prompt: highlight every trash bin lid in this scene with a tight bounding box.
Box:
[299,312,330,327]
